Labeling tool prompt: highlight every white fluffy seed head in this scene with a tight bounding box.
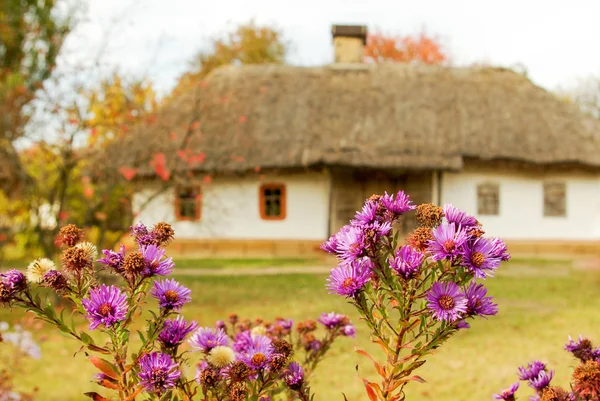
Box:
[208,346,235,368]
[75,241,98,261]
[251,326,267,336]
[26,258,56,283]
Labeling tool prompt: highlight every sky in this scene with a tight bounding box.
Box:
[64,0,600,95]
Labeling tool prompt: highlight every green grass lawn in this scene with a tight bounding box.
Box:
[172,257,321,270]
[2,259,600,401]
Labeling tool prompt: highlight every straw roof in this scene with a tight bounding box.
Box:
[117,63,600,174]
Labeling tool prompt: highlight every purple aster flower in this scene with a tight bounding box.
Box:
[1,269,26,292]
[82,284,128,330]
[353,201,378,225]
[342,324,356,338]
[239,337,273,370]
[326,257,372,298]
[282,362,304,390]
[426,281,467,322]
[159,316,198,348]
[138,352,181,394]
[464,282,498,317]
[517,361,547,381]
[443,204,478,228]
[528,370,554,391]
[564,335,600,362]
[141,244,174,277]
[151,279,191,311]
[493,382,519,400]
[189,327,229,353]
[456,320,470,330]
[275,318,293,330]
[216,320,227,330]
[381,190,415,216]
[389,245,424,279]
[321,232,339,254]
[427,222,468,261]
[233,330,254,353]
[489,237,511,261]
[318,312,348,329]
[529,396,540,401]
[131,222,149,237]
[462,238,502,279]
[97,245,125,273]
[335,224,365,262]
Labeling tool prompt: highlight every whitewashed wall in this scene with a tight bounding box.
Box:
[133,172,331,240]
[441,168,600,240]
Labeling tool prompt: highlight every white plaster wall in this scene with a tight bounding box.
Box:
[441,169,600,240]
[133,172,331,240]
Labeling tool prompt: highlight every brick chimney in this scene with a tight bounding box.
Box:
[331,25,367,63]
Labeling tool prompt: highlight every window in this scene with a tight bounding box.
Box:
[477,183,499,215]
[259,184,286,220]
[543,182,566,217]
[175,186,201,221]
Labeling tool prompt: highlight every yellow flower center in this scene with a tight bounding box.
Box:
[164,290,179,303]
[470,252,485,268]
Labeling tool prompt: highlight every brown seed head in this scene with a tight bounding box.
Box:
[199,367,220,389]
[43,270,68,291]
[271,339,294,358]
[468,227,485,238]
[62,247,92,272]
[540,386,571,401]
[296,320,317,334]
[122,251,146,274]
[228,313,239,325]
[229,382,247,401]
[152,222,175,246]
[228,361,250,382]
[0,282,13,303]
[269,353,288,373]
[55,224,84,247]
[416,203,444,227]
[406,227,434,252]
[571,338,595,362]
[573,360,600,399]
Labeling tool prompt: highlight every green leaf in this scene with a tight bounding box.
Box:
[80,332,95,346]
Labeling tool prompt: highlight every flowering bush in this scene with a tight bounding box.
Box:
[0,319,42,401]
[322,192,510,401]
[494,335,600,401]
[0,223,353,400]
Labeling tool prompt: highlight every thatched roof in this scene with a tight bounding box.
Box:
[116,63,600,174]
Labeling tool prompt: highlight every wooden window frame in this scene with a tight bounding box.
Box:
[259,183,287,221]
[543,182,567,217]
[477,182,500,216]
[174,185,201,222]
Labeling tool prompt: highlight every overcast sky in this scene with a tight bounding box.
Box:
[65,0,600,94]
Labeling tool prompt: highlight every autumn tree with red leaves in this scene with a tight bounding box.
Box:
[364,30,448,64]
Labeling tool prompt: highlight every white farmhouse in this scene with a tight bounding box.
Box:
[125,25,600,257]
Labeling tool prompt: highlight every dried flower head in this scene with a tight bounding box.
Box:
[282,362,305,391]
[229,313,239,325]
[572,360,600,399]
[198,367,220,389]
[26,258,56,283]
[296,320,317,334]
[229,382,247,401]
[228,360,251,382]
[565,335,600,362]
[271,339,294,358]
[269,353,288,373]
[122,251,146,276]
[55,224,84,247]
[62,247,92,273]
[540,386,571,401]
[152,222,175,246]
[406,227,434,252]
[0,282,13,304]
[416,203,444,227]
[208,346,235,368]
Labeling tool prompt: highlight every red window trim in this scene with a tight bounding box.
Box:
[259,183,286,221]
[174,185,201,221]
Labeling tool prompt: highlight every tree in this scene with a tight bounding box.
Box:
[0,0,73,191]
[565,75,600,119]
[173,21,287,94]
[364,30,448,64]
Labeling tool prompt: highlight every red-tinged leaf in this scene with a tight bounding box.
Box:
[390,299,399,307]
[96,378,120,390]
[118,166,138,181]
[238,115,247,123]
[84,392,111,401]
[88,356,119,380]
[356,365,383,400]
[399,375,426,385]
[169,131,177,141]
[355,347,386,378]
[364,384,378,401]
